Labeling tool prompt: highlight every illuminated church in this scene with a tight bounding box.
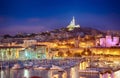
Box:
[67,16,80,31]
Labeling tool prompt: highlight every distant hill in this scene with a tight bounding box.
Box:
[1,27,105,40]
[50,27,105,36]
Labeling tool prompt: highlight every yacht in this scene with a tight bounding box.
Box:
[11,64,22,70]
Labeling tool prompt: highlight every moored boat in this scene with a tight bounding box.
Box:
[11,64,23,70]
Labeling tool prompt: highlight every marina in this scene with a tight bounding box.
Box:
[0,57,120,78]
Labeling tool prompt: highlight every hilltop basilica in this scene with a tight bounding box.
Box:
[67,16,80,31]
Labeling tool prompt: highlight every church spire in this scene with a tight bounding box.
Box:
[67,16,80,31]
[72,16,75,25]
[70,16,75,25]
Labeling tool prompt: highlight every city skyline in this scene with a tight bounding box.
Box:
[0,0,120,35]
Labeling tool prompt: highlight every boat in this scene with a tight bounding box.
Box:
[33,64,39,68]
[79,70,99,74]
[24,62,33,69]
[50,65,64,71]
[11,64,22,70]
[34,66,47,70]
[24,63,33,69]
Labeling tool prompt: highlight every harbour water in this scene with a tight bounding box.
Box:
[0,67,120,78]
[0,68,100,78]
[0,58,120,78]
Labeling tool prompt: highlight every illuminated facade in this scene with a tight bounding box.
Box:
[106,35,112,47]
[19,45,47,60]
[67,16,80,31]
[0,45,47,60]
[113,37,119,46]
[100,38,106,47]
[0,46,23,61]
[99,35,120,47]
[23,39,37,47]
[90,47,120,55]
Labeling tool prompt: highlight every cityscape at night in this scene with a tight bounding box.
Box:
[0,0,120,78]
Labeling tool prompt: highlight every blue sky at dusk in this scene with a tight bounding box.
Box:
[0,0,120,35]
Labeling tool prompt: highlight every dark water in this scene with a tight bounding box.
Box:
[0,69,100,78]
[0,68,119,78]
[0,69,51,78]
[79,73,99,78]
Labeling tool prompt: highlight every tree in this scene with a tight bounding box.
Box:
[58,51,64,57]
[74,53,81,57]
[3,34,12,38]
[66,50,72,57]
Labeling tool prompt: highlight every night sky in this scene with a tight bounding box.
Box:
[0,0,120,35]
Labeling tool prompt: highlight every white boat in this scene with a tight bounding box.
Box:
[12,64,22,70]
[34,66,47,70]
[33,65,39,68]
[24,63,33,69]
[79,70,99,74]
[50,65,64,71]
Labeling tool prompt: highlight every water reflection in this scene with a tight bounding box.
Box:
[0,70,4,78]
[114,70,120,78]
[70,67,79,78]
[0,68,120,78]
[99,70,120,78]
[24,69,29,78]
[80,73,99,78]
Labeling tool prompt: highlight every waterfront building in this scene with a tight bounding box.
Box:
[74,38,80,48]
[19,45,47,60]
[0,46,23,61]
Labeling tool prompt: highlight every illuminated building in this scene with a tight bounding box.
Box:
[23,39,37,47]
[100,38,106,47]
[0,46,23,61]
[67,16,80,31]
[90,47,120,55]
[112,36,119,46]
[98,35,120,47]
[106,35,112,47]
[19,45,47,60]
[74,38,79,48]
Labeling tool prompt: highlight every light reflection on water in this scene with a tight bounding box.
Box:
[0,68,120,78]
[0,70,4,78]
[0,69,50,78]
[70,67,79,78]
[114,70,120,78]
[79,73,99,78]
[24,69,29,78]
